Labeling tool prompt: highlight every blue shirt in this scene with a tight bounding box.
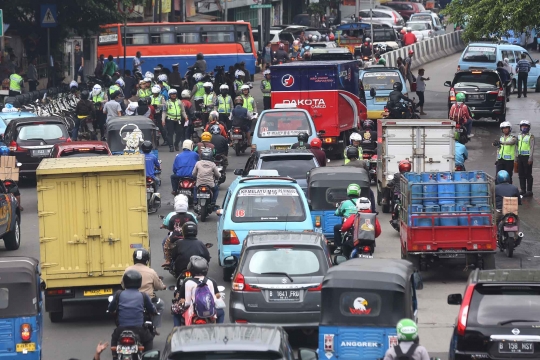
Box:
[108,288,156,327]
[173,149,199,177]
[455,141,468,165]
[517,59,531,73]
[145,153,160,178]
[160,88,169,101]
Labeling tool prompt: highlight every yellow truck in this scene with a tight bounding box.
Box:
[37,156,149,322]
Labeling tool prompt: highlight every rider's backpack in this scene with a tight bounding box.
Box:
[394,343,418,360]
[193,277,216,318]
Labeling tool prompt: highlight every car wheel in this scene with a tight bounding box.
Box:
[3,215,20,251]
[535,77,540,92]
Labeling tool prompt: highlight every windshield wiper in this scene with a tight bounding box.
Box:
[26,138,48,144]
[261,272,294,282]
[499,319,540,325]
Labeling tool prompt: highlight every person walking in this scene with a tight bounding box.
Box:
[94,54,105,79]
[516,53,531,98]
[402,28,417,46]
[133,51,145,73]
[404,50,415,91]
[416,68,429,115]
[74,42,84,83]
[27,58,38,92]
[516,120,535,197]
[262,42,272,67]
[9,67,24,97]
[260,70,272,110]
[397,57,406,78]
[502,58,514,101]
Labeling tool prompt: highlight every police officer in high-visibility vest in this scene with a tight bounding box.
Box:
[162,89,189,152]
[240,84,257,115]
[191,73,205,112]
[234,70,245,96]
[109,78,125,98]
[91,84,108,140]
[260,69,272,110]
[158,74,170,92]
[493,121,517,184]
[516,120,535,196]
[9,67,24,97]
[216,84,233,130]
[138,78,152,99]
[151,85,168,146]
[201,82,216,127]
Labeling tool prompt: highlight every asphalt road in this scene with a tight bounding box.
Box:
[5,51,540,360]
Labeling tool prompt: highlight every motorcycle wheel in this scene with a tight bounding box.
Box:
[235,143,241,156]
[200,204,208,222]
[505,237,514,258]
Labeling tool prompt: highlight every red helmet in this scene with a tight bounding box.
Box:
[310,138,322,149]
[408,49,414,55]
[398,160,412,173]
[400,29,406,35]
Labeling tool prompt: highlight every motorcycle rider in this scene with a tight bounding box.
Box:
[234,70,245,96]
[204,111,228,138]
[216,84,233,130]
[108,270,156,359]
[290,40,302,59]
[138,79,151,99]
[73,90,96,140]
[344,133,363,164]
[387,82,414,119]
[455,135,468,171]
[300,41,312,58]
[191,73,205,112]
[188,53,207,73]
[383,319,431,360]
[261,70,272,110]
[360,37,373,58]
[171,140,199,195]
[194,131,216,157]
[142,140,161,189]
[181,90,196,131]
[495,170,521,224]
[388,160,412,231]
[358,119,377,154]
[274,43,290,63]
[163,195,198,267]
[91,84,108,140]
[231,96,252,146]
[449,92,473,140]
[340,197,381,257]
[171,222,211,285]
[209,124,229,170]
[291,132,311,149]
[333,184,362,254]
[109,78,125,98]
[310,138,326,166]
[150,85,168,146]
[163,88,189,152]
[494,121,517,184]
[516,120,535,196]
[344,146,369,171]
[136,98,152,119]
[201,82,216,126]
[192,150,221,207]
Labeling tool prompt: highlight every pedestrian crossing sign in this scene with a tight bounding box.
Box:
[40,5,57,28]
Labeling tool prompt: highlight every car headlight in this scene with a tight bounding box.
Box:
[386,174,395,181]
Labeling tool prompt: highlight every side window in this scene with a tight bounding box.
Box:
[222,190,231,210]
[236,25,253,53]
[434,16,442,27]
[507,51,516,63]
[375,11,391,18]
[243,155,254,175]
[525,52,535,64]
[513,51,521,63]
[359,11,370,18]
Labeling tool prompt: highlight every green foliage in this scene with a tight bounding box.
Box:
[308,0,331,16]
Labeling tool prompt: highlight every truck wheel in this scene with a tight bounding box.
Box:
[49,310,63,323]
[482,254,496,270]
[3,215,20,251]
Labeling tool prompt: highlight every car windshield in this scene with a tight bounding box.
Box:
[260,156,317,179]
[470,285,540,326]
[362,71,401,90]
[410,14,433,23]
[246,248,322,276]
[463,46,497,62]
[454,72,500,87]
[232,186,306,223]
[408,23,429,31]
[17,123,67,141]
[258,112,312,137]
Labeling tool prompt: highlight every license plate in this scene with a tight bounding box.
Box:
[231,134,242,139]
[117,345,138,355]
[314,227,323,233]
[217,166,223,172]
[499,341,534,354]
[273,145,290,150]
[375,97,389,102]
[83,288,113,296]
[16,343,36,352]
[179,190,192,195]
[439,250,465,258]
[198,193,211,198]
[32,149,51,157]
[468,94,484,100]
[268,289,301,302]
[359,254,373,258]
[504,225,519,231]
[146,187,154,193]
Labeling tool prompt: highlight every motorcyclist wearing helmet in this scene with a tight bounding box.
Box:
[162,88,189,152]
[157,74,170,91]
[216,84,233,129]
[275,43,290,64]
[163,195,198,267]
[387,82,414,118]
[73,90,96,141]
[300,41,312,58]
[150,84,168,145]
[180,89,196,129]
[108,270,156,357]
[310,138,326,167]
[516,120,534,196]
[142,140,161,187]
[261,70,272,110]
[344,132,364,164]
[209,124,229,170]
[383,319,430,360]
[360,37,373,58]
[188,53,207,73]
[358,119,377,153]
[192,147,221,206]
[333,184,362,253]
[191,73,205,112]
[241,84,257,115]
[449,92,473,139]
[388,160,412,231]
[455,134,468,171]
[70,80,79,97]
[171,223,211,284]
[122,249,166,330]
[344,146,369,171]
[201,82,216,126]
[234,70,245,96]
[291,132,311,149]
[109,78,125,98]
[290,40,302,59]
[340,197,381,257]
[231,96,252,145]
[92,84,108,140]
[493,121,517,183]
[204,111,228,138]
[194,131,216,157]
[172,140,199,194]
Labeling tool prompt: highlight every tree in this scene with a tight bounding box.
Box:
[443,0,540,42]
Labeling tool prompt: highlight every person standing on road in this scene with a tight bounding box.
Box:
[94,54,105,79]
[415,68,429,115]
[103,91,123,122]
[496,61,511,102]
[403,28,417,46]
[397,57,406,79]
[261,70,272,110]
[516,53,531,98]
[404,50,415,91]
[9,67,24,97]
[516,120,535,197]
[74,43,84,84]
[494,121,517,184]
[27,58,38,92]
[163,89,189,152]
[133,51,145,74]
[503,58,514,101]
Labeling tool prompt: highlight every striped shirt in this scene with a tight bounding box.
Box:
[516,59,531,73]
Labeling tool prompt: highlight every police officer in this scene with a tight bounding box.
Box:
[344,133,364,164]
[191,73,205,112]
[240,85,257,115]
[234,70,245,96]
[91,84,108,140]
[150,85,168,146]
[493,121,517,184]
[202,82,216,127]
[162,89,189,152]
[9,67,24,97]
[516,120,535,197]
[261,70,272,110]
[216,84,233,130]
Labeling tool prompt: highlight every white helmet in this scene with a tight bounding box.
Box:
[356,197,372,211]
[158,74,168,82]
[193,73,203,81]
[144,77,152,83]
[181,90,191,99]
[263,69,271,76]
[151,85,161,94]
[116,78,125,87]
[241,84,250,91]
[203,82,213,90]
[70,80,78,89]
[182,139,194,151]
[519,120,531,127]
[235,70,245,78]
[219,84,229,91]
[168,88,178,96]
[92,84,102,96]
[500,121,512,130]
[312,35,319,42]
[209,110,219,121]
[350,132,362,142]
[145,71,154,79]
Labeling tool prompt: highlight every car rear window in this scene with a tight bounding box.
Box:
[409,23,430,31]
[410,14,433,23]
[232,186,306,223]
[454,72,500,87]
[469,285,540,326]
[462,46,497,62]
[258,112,312,137]
[362,71,401,90]
[373,29,398,42]
[246,247,323,276]
[260,156,317,179]
[17,123,67,141]
[60,149,110,157]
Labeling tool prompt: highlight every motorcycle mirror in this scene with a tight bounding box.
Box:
[233,169,243,175]
[369,88,376,97]
[158,215,165,219]
[216,209,223,216]
[205,243,214,248]
[168,285,176,291]
[333,255,347,265]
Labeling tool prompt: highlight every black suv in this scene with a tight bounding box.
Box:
[448,269,540,359]
[444,69,507,122]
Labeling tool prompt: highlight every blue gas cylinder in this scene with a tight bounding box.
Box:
[421,172,438,206]
[437,172,456,205]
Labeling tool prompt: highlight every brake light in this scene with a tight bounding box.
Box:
[315,216,321,227]
[66,137,72,142]
[46,289,72,295]
[507,216,515,224]
[232,273,260,292]
[184,271,192,278]
[274,245,293,248]
[181,180,194,188]
[308,283,322,292]
[235,319,248,323]
[457,284,475,336]
[233,128,241,133]
[9,141,23,152]
[471,70,482,74]
[200,186,207,192]
[222,230,240,245]
[449,87,456,101]
[363,246,371,253]
[119,337,135,346]
[392,12,398,24]
[20,324,31,342]
[497,88,505,101]
[146,176,153,183]
[323,137,337,144]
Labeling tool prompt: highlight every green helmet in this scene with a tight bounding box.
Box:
[396,318,418,341]
[347,184,361,197]
[455,92,465,102]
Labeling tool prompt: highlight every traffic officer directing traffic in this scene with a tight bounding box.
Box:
[201,82,216,127]
[494,121,517,184]
[516,120,535,197]
[150,85,168,146]
[162,89,189,152]
[234,70,245,96]
[240,85,257,115]
[216,84,233,130]
[261,69,272,110]
[9,67,24,97]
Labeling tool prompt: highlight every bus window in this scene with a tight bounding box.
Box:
[150,26,176,44]
[202,32,234,43]
[235,25,253,53]
[123,26,150,45]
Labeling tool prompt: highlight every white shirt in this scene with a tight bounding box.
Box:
[133,57,142,72]
[184,276,216,306]
[416,76,427,92]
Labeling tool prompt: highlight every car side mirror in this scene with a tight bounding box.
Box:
[141,350,160,360]
[413,272,423,290]
[447,293,463,305]
[370,88,376,97]
[223,256,237,266]
[298,348,318,360]
[333,255,347,265]
[444,81,452,87]
[216,209,223,216]
[234,169,243,175]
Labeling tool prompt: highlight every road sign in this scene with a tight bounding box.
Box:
[0,9,3,37]
[250,4,272,8]
[40,5,57,28]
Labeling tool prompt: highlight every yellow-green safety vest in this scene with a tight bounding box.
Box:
[138,88,151,98]
[92,94,104,103]
[518,134,531,156]
[234,80,243,92]
[262,79,271,97]
[202,93,214,112]
[109,84,121,95]
[194,82,205,99]
[9,74,23,92]
[242,96,254,112]
[151,95,163,106]
[166,99,183,120]
[498,135,516,160]
[162,82,170,91]
[344,145,363,165]
[217,95,231,113]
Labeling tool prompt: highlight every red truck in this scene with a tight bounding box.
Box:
[270,61,368,157]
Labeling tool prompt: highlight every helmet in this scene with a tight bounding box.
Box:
[168,88,178,96]
[70,80,78,89]
[400,28,406,34]
[158,74,168,82]
[455,92,465,102]
[219,84,229,93]
[312,35,319,42]
[497,170,510,184]
[209,110,219,121]
[187,255,209,276]
[234,96,243,105]
[141,140,153,154]
[182,139,194,150]
[310,138,322,149]
[362,119,374,130]
[209,124,221,135]
[500,121,512,131]
[196,53,204,60]
[279,43,285,49]
[193,73,203,82]
[297,132,309,142]
[349,132,362,144]
[398,160,412,173]
[181,90,191,99]
[519,120,531,127]
[308,34,313,40]
[92,84,102,96]
[138,98,148,107]
[393,82,403,91]
[397,318,418,341]
[346,146,360,159]
[263,69,271,76]
[201,132,212,142]
[80,90,89,100]
[151,85,161,94]
[144,77,152,83]
[145,71,154,79]
[241,84,250,91]
[122,270,142,289]
[174,194,189,213]
[520,120,531,133]
[408,49,414,55]
[116,78,125,87]
[235,70,245,78]
[182,221,198,238]
[356,197,371,211]
[201,149,213,161]
[347,183,361,197]
[133,248,150,265]
[203,82,213,90]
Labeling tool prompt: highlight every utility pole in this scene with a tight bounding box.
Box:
[224,0,228,21]
[355,0,359,22]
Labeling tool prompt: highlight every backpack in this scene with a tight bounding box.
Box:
[193,277,216,318]
[394,343,418,360]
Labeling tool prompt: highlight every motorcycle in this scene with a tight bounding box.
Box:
[146,172,161,214]
[214,154,227,185]
[195,184,216,222]
[362,149,377,184]
[455,164,466,171]
[341,228,374,259]
[166,243,213,278]
[230,127,248,156]
[497,210,524,258]
[389,187,401,232]
[384,99,420,119]
[176,177,196,205]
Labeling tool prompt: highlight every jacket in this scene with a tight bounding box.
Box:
[107,288,156,327]
[341,210,381,237]
[496,67,510,83]
[192,160,221,187]
[455,141,468,165]
[383,342,430,360]
[205,122,228,138]
[389,90,412,106]
[145,153,160,178]
[172,237,211,274]
[344,159,369,171]
[211,134,229,156]
[291,142,311,149]
[311,148,326,167]
[194,142,215,157]
[335,198,359,218]
[76,100,96,117]
[231,106,249,127]
[122,263,166,298]
[495,183,521,209]
[172,149,199,177]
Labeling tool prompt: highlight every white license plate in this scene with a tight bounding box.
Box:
[147,187,154,193]
[468,94,484,100]
[179,190,192,195]
[117,345,138,355]
[32,149,51,157]
[359,254,373,258]
[198,193,211,198]
[314,228,323,233]
[375,97,389,102]
[231,134,242,139]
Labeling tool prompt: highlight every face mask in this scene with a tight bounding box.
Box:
[205,88,211,94]
[522,126,530,134]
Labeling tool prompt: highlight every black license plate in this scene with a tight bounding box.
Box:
[268,289,301,302]
[468,94,484,100]
[499,341,534,354]
[32,149,51,157]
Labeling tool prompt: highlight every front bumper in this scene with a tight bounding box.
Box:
[229,303,319,329]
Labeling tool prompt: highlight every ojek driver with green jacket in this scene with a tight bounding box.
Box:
[333,184,362,254]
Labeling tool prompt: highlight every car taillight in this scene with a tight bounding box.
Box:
[21,324,31,342]
[497,88,505,101]
[46,289,72,295]
[308,283,322,292]
[222,230,240,245]
[315,215,321,227]
[507,216,515,224]
[449,88,456,101]
[392,12,398,24]
[119,337,135,346]
[323,137,337,144]
[9,141,22,152]
[232,273,260,292]
[457,284,475,336]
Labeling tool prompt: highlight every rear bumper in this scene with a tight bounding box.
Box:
[45,285,123,312]
[229,303,319,328]
[0,350,42,360]
[367,109,387,119]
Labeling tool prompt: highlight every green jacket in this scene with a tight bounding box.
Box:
[335,198,359,218]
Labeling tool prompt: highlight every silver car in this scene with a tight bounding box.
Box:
[229,231,331,329]
[406,21,435,41]
[409,11,445,36]
[359,8,405,31]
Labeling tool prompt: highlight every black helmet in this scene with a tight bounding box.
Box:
[362,119,374,130]
[201,148,214,161]
[393,82,403,91]
[133,249,150,264]
[141,140,153,154]
[138,98,148,107]
[123,270,142,289]
[182,221,198,238]
[196,53,204,60]
[297,132,309,142]
[346,146,360,160]
[80,90,90,100]
[187,255,209,276]
[209,124,221,135]
[234,96,243,105]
